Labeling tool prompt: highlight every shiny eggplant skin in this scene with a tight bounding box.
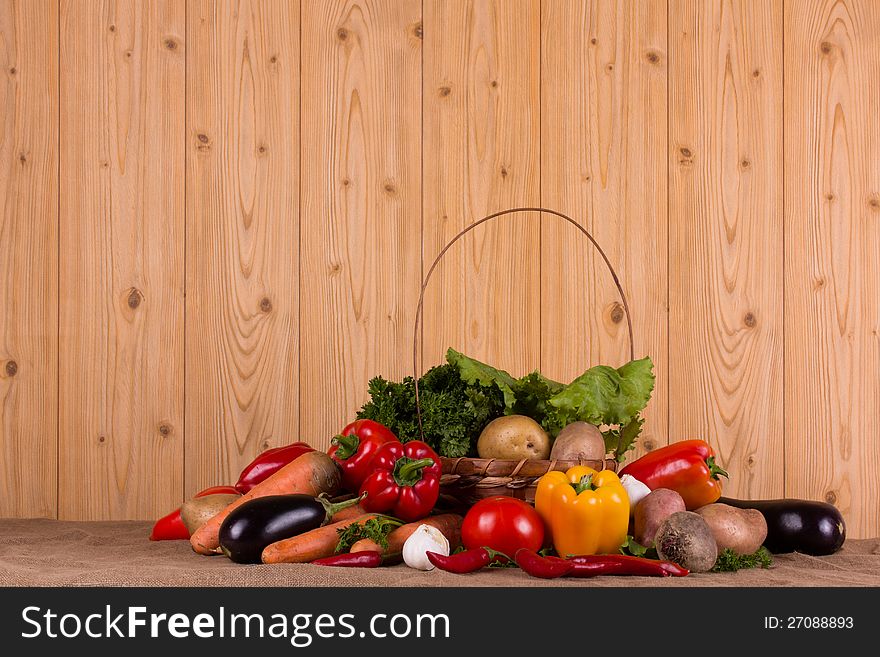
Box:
[219,495,328,563]
[719,497,845,555]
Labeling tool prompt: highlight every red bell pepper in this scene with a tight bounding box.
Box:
[149,485,239,541]
[619,439,728,510]
[358,440,441,522]
[234,442,314,493]
[328,420,399,492]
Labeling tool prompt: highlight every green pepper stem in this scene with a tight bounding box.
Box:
[331,434,361,460]
[706,456,729,480]
[318,492,365,521]
[393,457,435,487]
[573,474,594,494]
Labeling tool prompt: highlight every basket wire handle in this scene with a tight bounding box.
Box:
[413,207,635,441]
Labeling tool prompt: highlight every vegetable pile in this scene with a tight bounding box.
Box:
[150,347,847,580]
[357,348,655,461]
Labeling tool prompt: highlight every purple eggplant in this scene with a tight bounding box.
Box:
[719,497,845,556]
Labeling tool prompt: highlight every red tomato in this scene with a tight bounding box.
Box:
[461,496,545,559]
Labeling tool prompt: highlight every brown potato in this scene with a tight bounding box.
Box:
[655,511,718,573]
[634,488,686,547]
[696,503,768,555]
[180,493,241,535]
[549,422,606,461]
[477,415,551,460]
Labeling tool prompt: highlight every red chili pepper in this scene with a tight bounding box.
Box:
[426,547,509,574]
[515,549,574,579]
[359,440,441,522]
[149,485,239,541]
[312,551,382,568]
[235,442,315,493]
[327,420,399,492]
[619,439,729,510]
[566,554,689,578]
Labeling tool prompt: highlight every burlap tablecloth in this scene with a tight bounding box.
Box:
[1,519,877,587]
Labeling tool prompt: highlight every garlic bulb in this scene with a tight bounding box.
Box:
[620,474,651,515]
[402,524,450,570]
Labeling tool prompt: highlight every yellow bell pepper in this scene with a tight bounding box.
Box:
[535,466,630,557]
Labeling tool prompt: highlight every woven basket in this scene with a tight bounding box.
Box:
[411,207,634,506]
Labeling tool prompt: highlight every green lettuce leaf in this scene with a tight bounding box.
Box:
[543,357,655,439]
[511,371,564,419]
[446,348,518,411]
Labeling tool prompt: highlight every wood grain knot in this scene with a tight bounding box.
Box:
[609,302,624,324]
[645,50,661,64]
[490,79,498,88]
[643,439,656,451]
[819,41,833,55]
[258,144,268,155]
[411,22,423,39]
[868,196,880,211]
[740,158,751,170]
[752,69,761,78]
[747,454,755,466]
[262,441,271,450]
[196,133,211,151]
[590,38,597,45]
[124,50,132,59]
[825,192,835,201]
[9,67,16,76]
[158,424,172,436]
[825,490,837,505]
[98,435,106,443]
[336,28,349,41]
[109,24,116,33]
[383,181,397,194]
[813,276,826,290]
[678,147,693,166]
[605,63,614,73]
[19,153,26,164]
[342,177,351,187]
[127,288,143,309]
[4,360,18,377]
[260,297,272,313]
[743,312,757,328]
[438,85,451,97]
[500,166,508,178]
[164,38,178,51]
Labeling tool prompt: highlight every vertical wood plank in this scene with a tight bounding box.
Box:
[422,0,541,376]
[785,0,879,538]
[0,0,58,518]
[300,0,421,449]
[541,0,667,457]
[668,0,784,498]
[59,0,185,519]
[186,0,300,494]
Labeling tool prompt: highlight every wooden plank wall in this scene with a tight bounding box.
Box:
[0,0,877,538]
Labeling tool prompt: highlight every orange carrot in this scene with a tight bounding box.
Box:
[329,501,368,523]
[351,513,463,557]
[190,451,341,555]
[262,514,380,564]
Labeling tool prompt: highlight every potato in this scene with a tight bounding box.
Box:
[549,422,606,461]
[654,511,718,573]
[180,493,241,534]
[696,503,768,555]
[477,415,551,460]
[634,488,686,547]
